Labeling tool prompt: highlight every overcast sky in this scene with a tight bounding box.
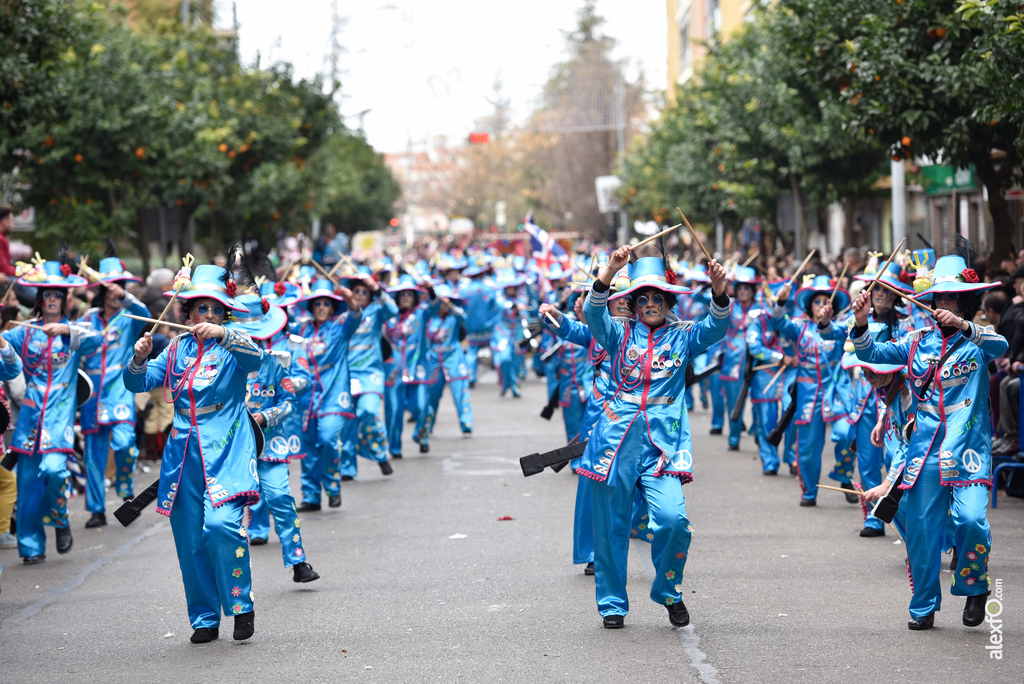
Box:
[218,0,667,154]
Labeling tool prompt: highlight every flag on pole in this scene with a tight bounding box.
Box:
[522,212,567,275]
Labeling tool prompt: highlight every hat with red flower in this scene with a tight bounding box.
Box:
[911,235,998,301]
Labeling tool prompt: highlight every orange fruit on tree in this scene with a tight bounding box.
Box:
[176,198,185,206]
[935,28,946,38]
[74,153,83,163]
[272,211,281,220]
[135,147,145,159]
[901,136,912,147]
[44,136,55,148]
[218,143,228,153]
[228,151,236,159]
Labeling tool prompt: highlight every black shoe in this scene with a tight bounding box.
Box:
[55,526,73,554]
[190,627,219,643]
[249,537,268,546]
[23,554,46,564]
[709,427,723,435]
[964,592,991,627]
[859,526,885,537]
[836,482,859,504]
[328,494,341,508]
[419,443,429,453]
[908,613,934,630]
[602,615,624,629]
[469,381,476,389]
[341,475,354,481]
[391,453,403,460]
[380,461,393,475]
[584,562,595,576]
[296,502,321,512]
[763,469,778,476]
[788,463,798,476]
[233,611,255,641]
[799,498,816,507]
[667,601,690,627]
[292,562,320,583]
[727,444,739,451]
[85,512,107,529]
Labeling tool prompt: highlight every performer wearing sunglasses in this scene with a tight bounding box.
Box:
[417,284,474,446]
[581,245,729,629]
[720,267,758,451]
[78,257,150,528]
[5,261,101,563]
[383,274,431,457]
[769,275,850,506]
[850,236,1004,631]
[125,264,268,643]
[291,278,362,509]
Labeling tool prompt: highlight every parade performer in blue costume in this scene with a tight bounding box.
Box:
[850,236,1004,631]
[383,274,431,455]
[838,261,914,536]
[6,260,100,562]
[341,268,399,478]
[292,278,361,510]
[765,280,800,473]
[461,261,499,387]
[419,283,473,442]
[580,244,730,629]
[539,268,632,575]
[770,274,849,506]
[491,270,530,398]
[226,292,320,584]
[677,269,710,412]
[534,264,571,398]
[744,289,792,474]
[720,266,757,450]
[124,264,265,643]
[79,257,150,528]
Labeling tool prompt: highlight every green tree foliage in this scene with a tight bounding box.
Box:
[0,0,397,262]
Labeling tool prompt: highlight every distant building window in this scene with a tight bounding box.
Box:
[679,12,691,80]
[706,0,721,45]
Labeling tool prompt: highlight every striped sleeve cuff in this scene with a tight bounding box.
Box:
[852,328,873,352]
[127,357,147,374]
[588,285,609,307]
[966,322,1000,346]
[709,298,730,320]
[219,328,262,357]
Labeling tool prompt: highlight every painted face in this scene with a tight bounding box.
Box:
[310,297,335,323]
[608,296,633,318]
[351,285,372,309]
[40,288,65,318]
[397,291,416,312]
[933,292,959,313]
[810,294,829,319]
[634,288,667,327]
[871,287,894,312]
[104,285,125,312]
[189,296,226,325]
[735,283,755,304]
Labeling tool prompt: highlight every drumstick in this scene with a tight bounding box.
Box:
[828,263,849,307]
[763,364,787,391]
[310,258,343,287]
[153,254,195,328]
[752,362,780,371]
[544,312,559,326]
[11,320,47,331]
[776,250,816,306]
[866,238,906,294]
[741,250,760,268]
[574,261,597,280]
[676,208,713,262]
[817,484,869,497]
[875,280,935,314]
[633,223,681,250]
[125,314,193,332]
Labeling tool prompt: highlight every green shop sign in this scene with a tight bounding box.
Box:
[920,164,977,195]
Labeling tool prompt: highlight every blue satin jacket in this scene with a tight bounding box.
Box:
[579,287,730,486]
[347,292,399,397]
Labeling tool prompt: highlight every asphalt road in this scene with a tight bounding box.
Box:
[1,369,1021,683]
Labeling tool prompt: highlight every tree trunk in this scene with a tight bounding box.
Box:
[789,173,806,258]
[843,195,857,250]
[973,152,1018,261]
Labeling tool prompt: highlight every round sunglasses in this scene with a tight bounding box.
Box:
[195,303,225,317]
[636,293,665,308]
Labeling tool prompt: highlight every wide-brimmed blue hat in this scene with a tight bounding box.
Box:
[464,260,493,278]
[17,260,88,289]
[226,293,287,340]
[546,263,572,281]
[387,273,427,295]
[433,283,465,306]
[615,257,693,300]
[88,257,142,287]
[164,264,246,312]
[795,274,849,312]
[494,268,528,289]
[259,280,301,307]
[298,278,347,313]
[855,260,913,294]
[912,254,998,300]
[344,265,373,287]
[841,351,906,375]
[731,265,759,285]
